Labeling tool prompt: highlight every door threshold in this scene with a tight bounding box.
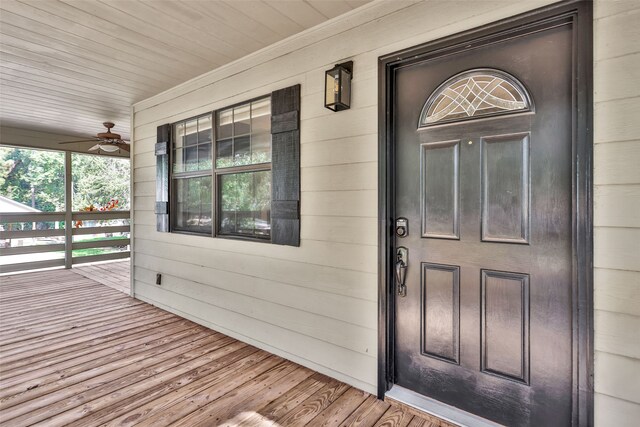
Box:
[385,385,504,427]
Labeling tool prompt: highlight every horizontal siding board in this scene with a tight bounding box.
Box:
[594,54,640,102]
[133,166,155,183]
[134,283,378,392]
[301,106,377,144]
[134,267,376,349]
[301,190,377,217]
[594,185,640,227]
[595,393,640,427]
[301,162,377,192]
[301,216,378,246]
[134,265,376,328]
[594,97,640,144]
[594,140,640,185]
[594,0,640,19]
[134,235,377,274]
[594,227,640,271]
[594,8,640,61]
[594,351,640,404]
[595,310,640,358]
[134,247,377,302]
[300,134,377,168]
[595,268,640,317]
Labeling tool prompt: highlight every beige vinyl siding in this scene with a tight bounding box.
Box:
[593,1,640,425]
[132,1,640,419]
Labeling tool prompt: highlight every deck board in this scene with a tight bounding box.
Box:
[0,267,451,426]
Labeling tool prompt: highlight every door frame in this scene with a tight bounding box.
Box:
[377,1,593,425]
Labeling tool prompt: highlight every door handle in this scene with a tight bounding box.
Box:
[396,247,408,297]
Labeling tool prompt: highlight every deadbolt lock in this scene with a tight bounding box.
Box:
[395,217,408,237]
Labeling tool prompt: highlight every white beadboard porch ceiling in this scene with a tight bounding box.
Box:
[0,0,370,142]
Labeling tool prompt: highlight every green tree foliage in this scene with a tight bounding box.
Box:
[71,153,130,210]
[0,147,65,211]
[0,147,130,212]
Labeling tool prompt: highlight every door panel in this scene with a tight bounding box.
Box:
[481,133,529,243]
[393,23,573,426]
[421,141,460,239]
[481,269,529,384]
[421,262,460,363]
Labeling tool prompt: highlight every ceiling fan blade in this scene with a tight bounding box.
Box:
[58,139,98,145]
[117,144,130,152]
[88,144,101,151]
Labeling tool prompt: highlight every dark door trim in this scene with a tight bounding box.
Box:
[377,1,593,425]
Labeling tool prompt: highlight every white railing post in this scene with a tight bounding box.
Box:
[64,151,73,269]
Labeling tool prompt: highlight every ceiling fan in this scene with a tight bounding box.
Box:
[58,122,130,153]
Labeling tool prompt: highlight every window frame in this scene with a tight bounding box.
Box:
[170,112,214,236]
[169,95,273,242]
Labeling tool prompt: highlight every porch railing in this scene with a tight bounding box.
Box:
[0,210,130,273]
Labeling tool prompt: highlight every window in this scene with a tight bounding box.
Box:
[170,97,272,239]
[171,114,213,234]
[215,97,272,239]
[419,69,532,127]
[159,85,299,245]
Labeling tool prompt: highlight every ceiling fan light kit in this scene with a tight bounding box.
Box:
[58,122,130,153]
[97,144,120,153]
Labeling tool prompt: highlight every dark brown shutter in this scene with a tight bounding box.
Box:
[270,85,301,246]
[155,124,171,232]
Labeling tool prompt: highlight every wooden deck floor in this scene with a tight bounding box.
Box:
[74,260,131,294]
[0,268,451,426]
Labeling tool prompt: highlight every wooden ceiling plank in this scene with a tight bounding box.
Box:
[267,0,329,28]
[345,0,371,8]
[177,0,281,47]
[0,83,132,111]
[141,0,268,54]
[0,62,141,104]
[0,9,190,82]
[305,0,354,19]
[11,0,220,67]
[223,1,305,37]
[0,70,134,106]
[0,101,129,124]
[0,119,128,141]
[0,119,129,141]
[0,51,153,96]
[73,0,237,61]
[1,87,130,116]
[0,33,173,90]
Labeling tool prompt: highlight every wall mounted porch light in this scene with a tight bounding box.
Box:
[324,61,353,112]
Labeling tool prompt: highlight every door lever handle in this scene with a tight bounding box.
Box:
[396,247,408,297]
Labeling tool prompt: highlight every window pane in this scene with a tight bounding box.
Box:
[198,143,212,170]
[217,108,233,139]
[219,171,271,238]
[233,104,251,136]
[198,116,212,143]
[184,119,198,146]
[174,176,212,234]
[174,122,184,149]
[185,146,198,171]
[215,98,271,169]
[216,139,233,168]
[251,98,271,134]
[251,133,271,164]
[234,135,251,165]
[173,147,184,173]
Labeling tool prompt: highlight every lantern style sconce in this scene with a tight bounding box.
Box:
[325,61,353,112]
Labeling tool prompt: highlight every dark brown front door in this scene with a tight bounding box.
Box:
[393,22,574,426]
